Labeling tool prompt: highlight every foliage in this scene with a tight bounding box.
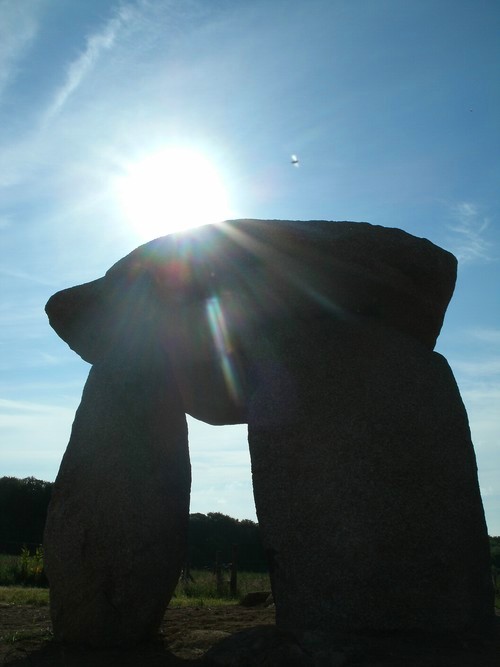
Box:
[2,475,497,587]
[490,536,500,568]
[18,545,46,586]
[0,554,18,586]
[188,512,267,572]
[0,477,268,571]
[0,477,53,554]
[0,548,47,587]
[491,536,500,609]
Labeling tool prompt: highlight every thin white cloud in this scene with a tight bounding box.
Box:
[0,265,57,287]
[446,201,493,264]
[462,388,500,445]
[0,397,60,413]
[43,4,135,122]
[0,398,74,479]
[0,1,39,102]
[0,301,42,326]
[466,328,500,345]
[451,358,500,378]
[458,381,500,534]
[447,341,500,532]
[450,353,500,444]
[187,417,256,519]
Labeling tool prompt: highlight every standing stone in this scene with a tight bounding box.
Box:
[248,317,494,640]
[44,345,190,647]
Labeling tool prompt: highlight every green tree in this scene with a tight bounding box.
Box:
[0,476,53,553]
[188,512,267,571]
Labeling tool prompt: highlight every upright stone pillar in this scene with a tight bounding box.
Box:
[248,318,493,641]
[44,345,190,647]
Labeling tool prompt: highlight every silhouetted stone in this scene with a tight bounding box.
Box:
[44,344,190,647]
[203,626,322,667]
[248,318,493,639]
[240,591,273,607]
[44,219,493,649]
[46,220,457,424]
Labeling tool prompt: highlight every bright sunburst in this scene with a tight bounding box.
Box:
[115,147,232,240]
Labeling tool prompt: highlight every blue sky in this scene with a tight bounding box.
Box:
[0,0,499,533]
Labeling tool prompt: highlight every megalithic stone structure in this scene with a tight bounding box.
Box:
[44,219,494,648]
[248,318,493,639]
[43,344,190,646]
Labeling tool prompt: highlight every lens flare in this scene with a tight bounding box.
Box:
[205,296,242,404]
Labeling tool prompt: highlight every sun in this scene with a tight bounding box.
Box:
[115,147,232,240]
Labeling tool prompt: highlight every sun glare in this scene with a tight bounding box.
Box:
[115,147,232,240]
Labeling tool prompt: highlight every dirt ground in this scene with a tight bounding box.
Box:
[1,603,499,666]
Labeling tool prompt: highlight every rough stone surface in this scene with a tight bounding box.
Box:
[203,626,321,667]
[46,220,457,425]
[248,317,493,638]
[44,219,493,649]
[44,345,190,647]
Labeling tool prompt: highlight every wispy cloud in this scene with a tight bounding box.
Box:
[446,201,494,264]
[460,385,500,458]
[43,4,135,122]
[447,339,500,493]
[466,328,500,345]
[451,358,500,378]
[0,397,76,478]
[187,418,256,519]
[0,265,57,287]
[0,1,39,102]
[0,397,62,414]
[453,366,500,534]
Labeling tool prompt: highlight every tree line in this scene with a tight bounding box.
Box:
[0,477,52,552]
[2,476,499,573]
[0,476,268,571]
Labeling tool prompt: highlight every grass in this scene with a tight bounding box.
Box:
[169,595,234,607]
[0,568,271,609]
[0,554,21,586]
[0,628,53,645]
[3,555,495,611]
[0,585,236,611]
[172,569,270,605]
[0,586,49,606]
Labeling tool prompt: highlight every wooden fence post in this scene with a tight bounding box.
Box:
[230,544,238,597]
[181,562,194,583]
[215,550,224,596]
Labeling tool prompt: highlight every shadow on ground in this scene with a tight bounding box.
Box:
[2,605,499,666]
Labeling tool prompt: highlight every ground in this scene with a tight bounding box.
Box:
[1,603,499,666]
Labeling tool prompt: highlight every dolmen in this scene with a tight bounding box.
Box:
[44,219,494,649]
